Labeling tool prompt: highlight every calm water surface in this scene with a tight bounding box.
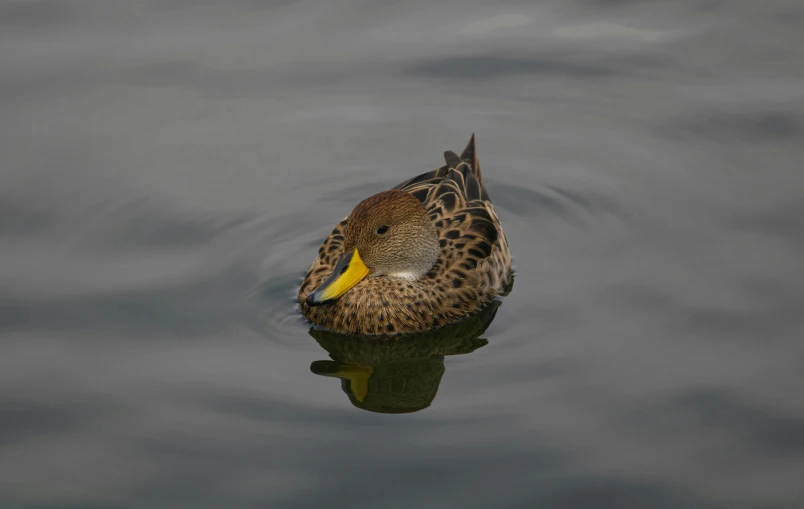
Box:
[2,1,804,508]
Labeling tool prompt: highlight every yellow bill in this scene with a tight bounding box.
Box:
[305,248,369,306]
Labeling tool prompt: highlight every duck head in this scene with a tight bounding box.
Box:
[306,190,439,306]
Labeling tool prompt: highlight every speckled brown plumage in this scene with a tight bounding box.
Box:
[298,135,512,336]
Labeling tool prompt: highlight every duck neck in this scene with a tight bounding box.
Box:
[388,236,439,281]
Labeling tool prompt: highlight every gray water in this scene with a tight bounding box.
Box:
[2,1,804,508]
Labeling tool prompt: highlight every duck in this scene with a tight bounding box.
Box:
[298,134,512,336]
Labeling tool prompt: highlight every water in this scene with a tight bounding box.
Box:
[2,1,803,507]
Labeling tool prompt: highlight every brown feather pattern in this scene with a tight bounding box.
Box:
[298,135,512,336]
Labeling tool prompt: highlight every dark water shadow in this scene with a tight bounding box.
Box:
[405,56,616,81]
[658,109,802,144]
[308,301,501,414]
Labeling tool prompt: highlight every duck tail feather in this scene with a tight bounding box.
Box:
[459,133,483,185]
[443,150,462,170]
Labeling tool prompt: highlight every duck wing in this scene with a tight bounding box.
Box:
[394,135,510,293]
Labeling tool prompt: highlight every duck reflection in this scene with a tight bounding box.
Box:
[308,301,501,414]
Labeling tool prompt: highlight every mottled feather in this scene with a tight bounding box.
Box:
[299,135,512,336]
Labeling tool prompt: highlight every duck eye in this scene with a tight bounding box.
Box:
[376,225,389,235]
